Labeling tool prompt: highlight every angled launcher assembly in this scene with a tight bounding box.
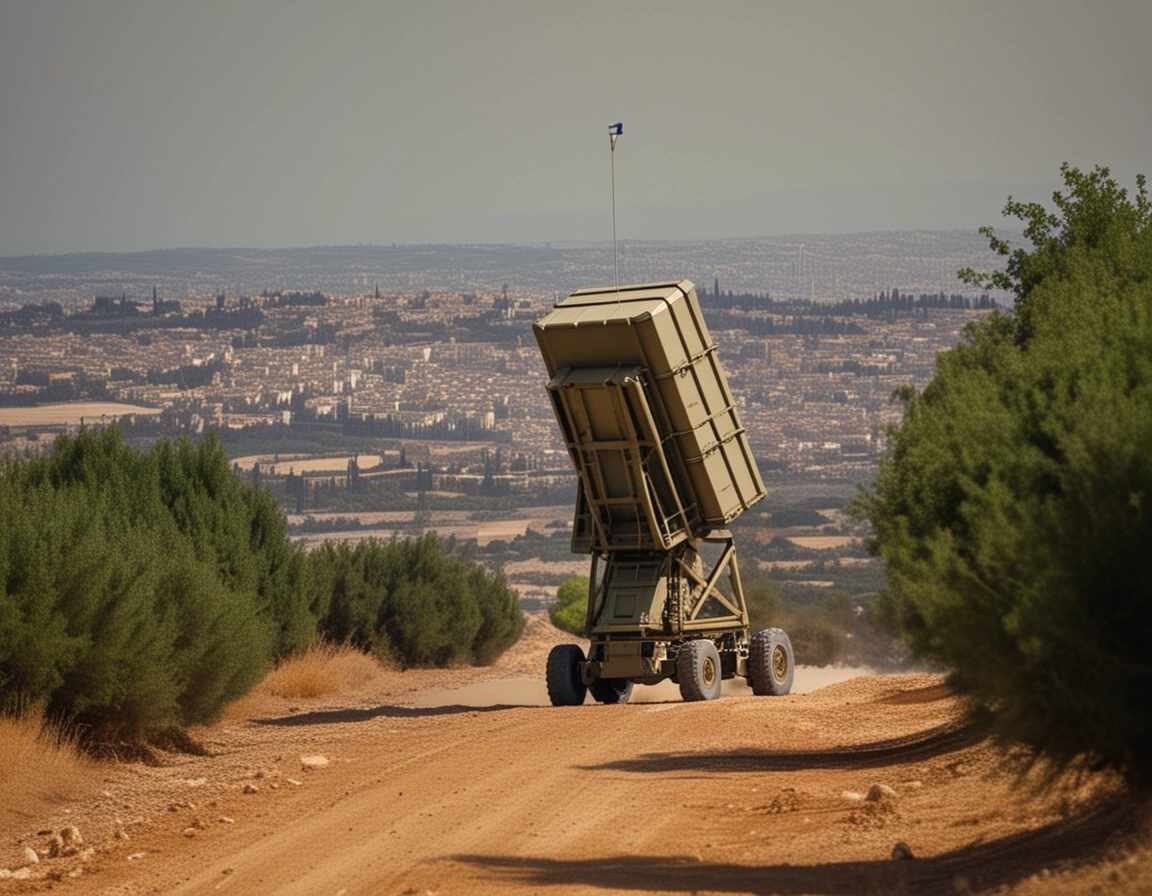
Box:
[533,280,794,704]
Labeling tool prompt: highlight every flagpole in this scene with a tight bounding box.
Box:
[609,122,622,293]
[611,145,618,292]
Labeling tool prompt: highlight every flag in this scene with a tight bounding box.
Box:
[609,122,623,136]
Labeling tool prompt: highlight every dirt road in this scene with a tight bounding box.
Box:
[4,613,1149,895]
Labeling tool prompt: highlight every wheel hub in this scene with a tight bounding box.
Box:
[702,656,716,688]
[772,644,788,681]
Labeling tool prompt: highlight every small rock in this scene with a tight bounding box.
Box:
[892,841,915,860]
[182,828,198,838]
[286,778,302,786]
[867,784,897,802]
[219,817,235,825]
[126,852,146,861]
[841,791,864,802]
[12,867,32,880]
[243,783,259,794]
[23,846,39,865]
[52,825,83,856]
[300,755,329,769]
[114,829,130,841]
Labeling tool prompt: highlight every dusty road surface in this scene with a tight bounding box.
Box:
[3,612,1150,895]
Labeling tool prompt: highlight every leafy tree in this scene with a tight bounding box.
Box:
[549,576,587,635]
[858,164,1152,779]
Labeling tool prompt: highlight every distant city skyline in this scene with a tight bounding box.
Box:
[2,1,1148,256]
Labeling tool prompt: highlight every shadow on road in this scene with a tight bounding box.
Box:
[449,792,1143,894]
[253,702,524,726]
[577,722,985,774]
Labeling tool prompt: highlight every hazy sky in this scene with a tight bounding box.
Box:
[1,0,1148,255]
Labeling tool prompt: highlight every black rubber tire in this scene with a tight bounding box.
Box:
[546,644,587,706]
[749,628,794,696]
[677,639,722,702]
[589,677,634,705]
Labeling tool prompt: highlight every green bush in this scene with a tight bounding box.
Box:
[549,576,587,635]
[0,429,291,743]
[745,576,843,666]
[310,533,524,668]
[786,605,843,667]
[0,429,526,744]
[857,165,1152,779]
[744,576,787,633]
[152,436,315,657]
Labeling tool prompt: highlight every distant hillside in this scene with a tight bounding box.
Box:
[0,231,1012,308]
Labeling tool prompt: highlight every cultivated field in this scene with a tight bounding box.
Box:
[0,402,161,427]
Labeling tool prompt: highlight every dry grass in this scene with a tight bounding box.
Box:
[0,713,96,845]
[224,640,387,720]
[264,640,385,698]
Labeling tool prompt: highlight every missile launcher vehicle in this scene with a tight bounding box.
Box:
[533,280,794,704]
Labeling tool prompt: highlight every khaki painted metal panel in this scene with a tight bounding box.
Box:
[534,280,765,531]
[547,366,691,552]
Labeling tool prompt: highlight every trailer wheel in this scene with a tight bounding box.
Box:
[546,644,587,706]
[589,677,633,705]
[677,640,722,701]
[749,628,794,696]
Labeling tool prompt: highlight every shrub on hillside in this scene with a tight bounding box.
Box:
[151,436,316,656]
[0,429,299,743]
[785,605,843,667]
[857,165,1152,779]
[744,576,787,633]
[548,576,587,635]
[310,533,524,668]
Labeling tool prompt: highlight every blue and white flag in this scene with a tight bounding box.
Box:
[609,122,623,136]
